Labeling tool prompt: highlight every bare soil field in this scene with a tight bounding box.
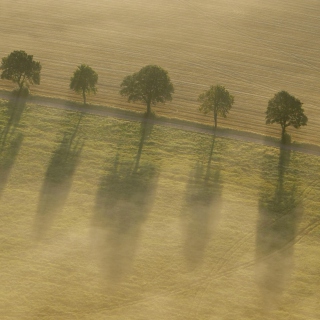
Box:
[1,0,320,145]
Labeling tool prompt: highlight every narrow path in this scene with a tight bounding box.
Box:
[1,92,319,157]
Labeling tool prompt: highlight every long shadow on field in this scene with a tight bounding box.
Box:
[92,153,158,282]
[182,159,223,268]
[0,91,27,197]
[34,111,84,239]
[256,145,302,309]
[134,115,154,172]
[206,134,216,177]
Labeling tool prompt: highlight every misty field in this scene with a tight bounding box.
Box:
[0,99,319,319]
[1,0,320,145]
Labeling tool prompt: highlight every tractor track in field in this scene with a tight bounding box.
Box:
[2,2,320,317]
[127,169,320,316]
[1,90,319,316]
[82,174,320,316]
[179,0,320,74]
[54,210,320,317]
[1,92,319,157]
[190,176,320,316]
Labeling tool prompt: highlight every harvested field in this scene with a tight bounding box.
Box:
[1,0,320,145]
[0,100,320,319]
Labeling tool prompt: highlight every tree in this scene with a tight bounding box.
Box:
[120,65,174,115]
[0,50,41,93]
[70,64,98,105]
[198,85,234,131]
[266,91,308,141]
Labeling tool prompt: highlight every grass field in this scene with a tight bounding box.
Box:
[0,98,320,319]
[1,0,320,145]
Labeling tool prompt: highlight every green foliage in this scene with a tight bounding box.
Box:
[120,65,174,115]
[70,64,98,105]
[266,91,308,140]
[198,85,234,130]
[0,50,41,91]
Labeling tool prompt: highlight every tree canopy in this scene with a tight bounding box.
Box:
[198,85,234,131]
[0,50,41,92]
[120,65,174,115]
[70,64,98,105]
[266,91,308,141]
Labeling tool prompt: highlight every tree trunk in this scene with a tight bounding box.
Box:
[17,74,22,91]
[214,112,217,131]
[82,89,86,105]
[17,80,24,99]
[146,101,151,116]
[17,74,26,95]
[281,125,286,143]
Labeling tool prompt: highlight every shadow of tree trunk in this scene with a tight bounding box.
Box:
[182,160,223,269]
[256,145,303,309]
[133,117,154,173]
[92,153,159,282]
[0,91,27,197]
[206,133,216,180]
[34,111,84,240]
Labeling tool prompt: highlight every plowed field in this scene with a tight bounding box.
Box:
[1,0,319,144]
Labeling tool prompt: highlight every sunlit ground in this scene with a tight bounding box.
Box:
[1,0,320,144]
[0,100,319,319]
[1,0,320,318]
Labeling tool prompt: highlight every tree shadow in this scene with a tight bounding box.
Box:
[0,91,27,197]
[134,115,154,172]
[256,144,303,309]
[34,112,85,240]
[181,157,223,269]
[92,152,159,282]
[206,134,216,178]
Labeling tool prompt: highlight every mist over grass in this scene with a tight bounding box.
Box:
[0,100,319,319]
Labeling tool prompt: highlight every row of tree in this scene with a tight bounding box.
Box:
[0,50,308,141]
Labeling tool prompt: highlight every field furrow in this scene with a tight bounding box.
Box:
[1,0,319,146]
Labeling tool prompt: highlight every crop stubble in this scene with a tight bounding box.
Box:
[0,0,319,146]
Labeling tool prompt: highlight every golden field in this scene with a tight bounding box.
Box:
[1,0,320,319]
[0,100,319,319]
[1,0,320,144]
